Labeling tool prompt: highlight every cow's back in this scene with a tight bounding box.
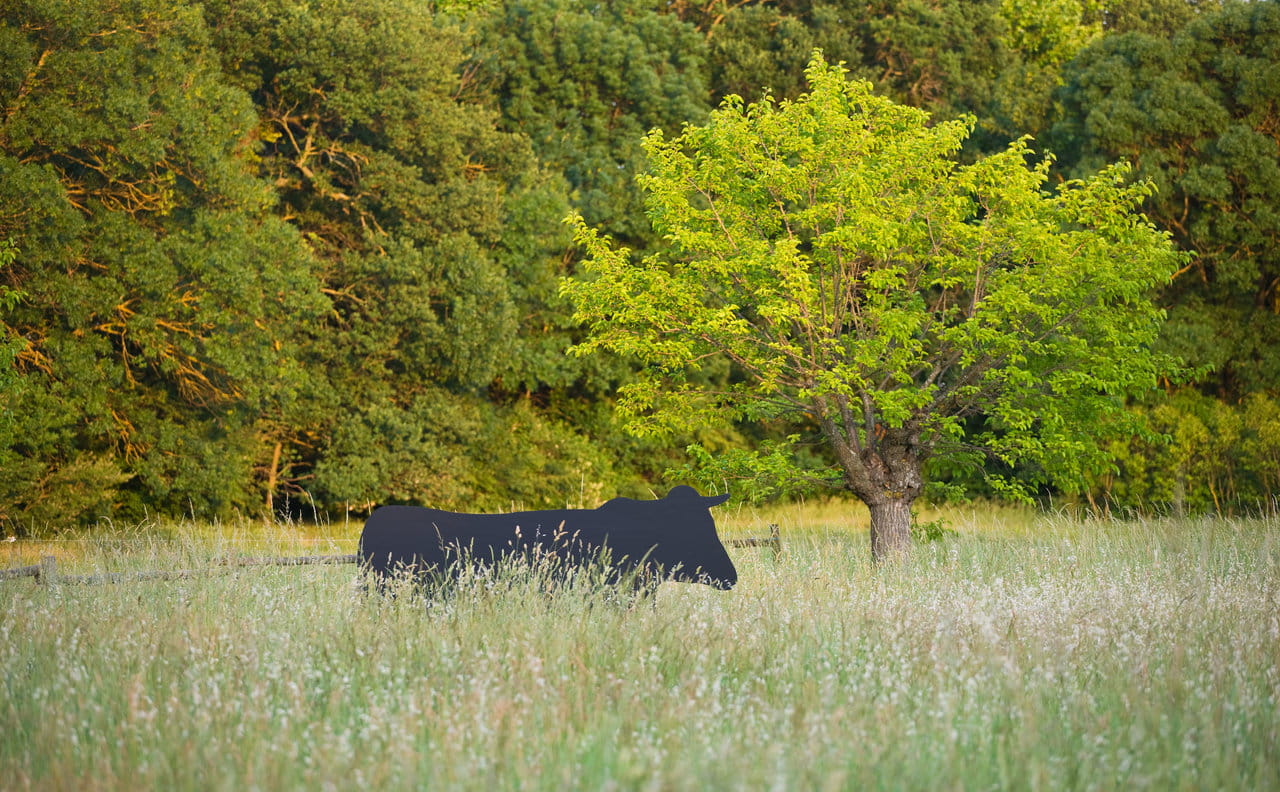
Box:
[358,488,736,589]
[359,505,453,580]
[359,504,576,581]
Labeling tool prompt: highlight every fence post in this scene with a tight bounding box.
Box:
[38,555,57,585]
[769,524,781,560]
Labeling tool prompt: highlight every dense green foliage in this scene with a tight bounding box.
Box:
[565,56,1182,559]
[1051,0,1280,510]
[1054,0,1280,398]
[0,0,1276,529]
[0,0,327,524]
[200,0,601,512]
[473,0,709,248]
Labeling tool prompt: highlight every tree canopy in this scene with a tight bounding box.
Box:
[565,55,1184,559]
[0,0,326,523]
[0,0,1275,531]
[1052,0,1280,399]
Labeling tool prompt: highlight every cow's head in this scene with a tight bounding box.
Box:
[597,485,737,589]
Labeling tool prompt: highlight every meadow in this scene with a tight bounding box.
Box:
[2,502,1277,791]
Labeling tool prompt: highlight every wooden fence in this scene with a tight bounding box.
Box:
[0,526,781,585]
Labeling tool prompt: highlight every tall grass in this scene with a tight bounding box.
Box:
[2,507,1277,790]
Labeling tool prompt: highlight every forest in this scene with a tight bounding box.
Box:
[1,0,1278,528]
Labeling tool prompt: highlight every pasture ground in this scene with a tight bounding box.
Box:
[2,502,1278,790]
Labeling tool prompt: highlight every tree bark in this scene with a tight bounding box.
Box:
[814,400,923,563]
[867,496,913,563]
[265,441,283,515]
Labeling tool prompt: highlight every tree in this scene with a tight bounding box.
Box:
[1093,389,1278,515]
[0,240,25,524]
[564,55,1183,561]
[205,0,639,512]
[991,0,1103,141]
[472,0,710,250]
[686,0,1108,153]
[0,0,326,526]
[1099,0,1233,35]
[696,0,1015,147]
[466,0,725,495]
[1051,0,1280,400]
[0,240,20,395]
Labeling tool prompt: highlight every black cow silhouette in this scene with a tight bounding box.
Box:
[359,486,737,591]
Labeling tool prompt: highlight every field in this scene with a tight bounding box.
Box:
[2,503,1278,791]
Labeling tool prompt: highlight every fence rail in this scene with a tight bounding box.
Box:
[1,527,780,586]
[214,553,361,568]
[0,561,42,581]
[729,524,782,558]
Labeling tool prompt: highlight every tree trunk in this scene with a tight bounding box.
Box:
[867,496,913,563]
[813,402,924,564]
[265,441,283,515]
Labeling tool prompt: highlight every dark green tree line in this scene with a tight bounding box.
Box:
[1054,0,1280,399]
[1052,0,1280,511]
[0,0,326,524]
[473,0,710,249]
[1,0,1276,528]
[203,0,567,511]
[0,0,715,527]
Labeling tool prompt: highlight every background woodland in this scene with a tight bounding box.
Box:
[1,0,1278,528]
